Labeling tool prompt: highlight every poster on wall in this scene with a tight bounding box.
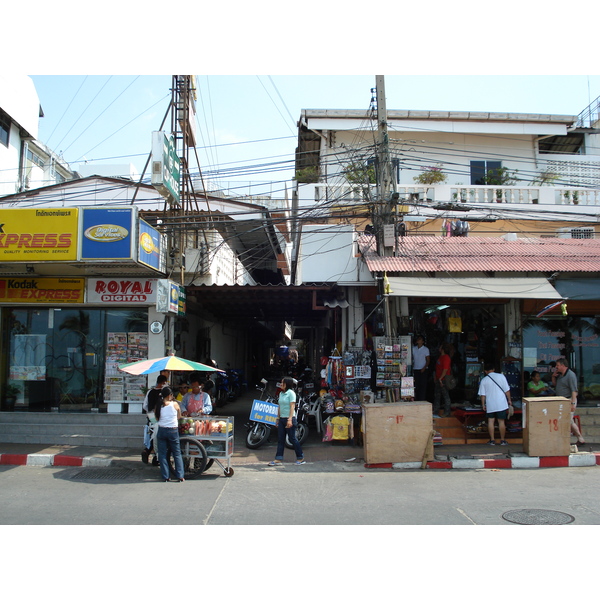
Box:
[10,334,47,380]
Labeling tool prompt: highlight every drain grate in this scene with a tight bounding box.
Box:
[502,509,574,525]
[71,468,134,481]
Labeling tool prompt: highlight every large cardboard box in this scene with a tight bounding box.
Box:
[523,396,571,457]
[363,402,434,464]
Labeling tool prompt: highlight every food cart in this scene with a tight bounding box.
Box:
[178,415,235,478]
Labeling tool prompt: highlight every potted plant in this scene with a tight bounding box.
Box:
[343,162,376,200]
[413,164,448,201]
[4,383,20,410]
[481,166,518,201]
[294,166,319,184]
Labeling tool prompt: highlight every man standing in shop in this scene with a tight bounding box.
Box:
[552,358,585,445]
[478,362,512,446]
[413,335,430,403]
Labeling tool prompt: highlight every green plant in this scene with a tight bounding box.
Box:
[481,166,518,200]
[413,164,448,185]
[343,163,376,185]
[5,383,20,398]
[294,166,319,183]
[564,190,580,204]
[532,169,559,186]
[481,166,518,186]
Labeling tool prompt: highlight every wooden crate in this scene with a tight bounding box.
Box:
[363,402,434,464]
[523,397,571,457]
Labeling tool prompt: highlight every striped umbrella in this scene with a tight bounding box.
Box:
[118,354,224,375]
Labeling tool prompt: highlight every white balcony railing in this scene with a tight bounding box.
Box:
[310,183,600,207]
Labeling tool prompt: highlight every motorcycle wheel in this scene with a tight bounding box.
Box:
[245,423,270,449]
[285,422,308,448]
[179,438,208,480]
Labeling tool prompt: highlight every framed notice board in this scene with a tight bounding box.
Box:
[501,358,522,403]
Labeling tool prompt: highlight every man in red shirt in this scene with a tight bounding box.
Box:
[433,343,452,418]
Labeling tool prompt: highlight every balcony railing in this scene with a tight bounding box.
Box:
[311,183,600,207]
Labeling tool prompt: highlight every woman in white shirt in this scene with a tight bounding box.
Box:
[155,386,185,482]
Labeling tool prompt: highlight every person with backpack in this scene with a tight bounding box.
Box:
[478,362,512,446]
[141,374,168,463]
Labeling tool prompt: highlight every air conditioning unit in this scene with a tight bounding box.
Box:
[556,227,595,239]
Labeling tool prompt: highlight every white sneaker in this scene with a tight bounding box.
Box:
[432,414,441,419]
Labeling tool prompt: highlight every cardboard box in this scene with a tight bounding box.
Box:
[363,402,434,464]
[523,396,571,457]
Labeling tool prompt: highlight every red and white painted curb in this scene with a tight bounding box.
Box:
[0,453,113,467]
[365,452,600,470]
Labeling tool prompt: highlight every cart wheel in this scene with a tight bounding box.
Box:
[179,438,208,480]
[204,459,215,472]
[224,467,234,477]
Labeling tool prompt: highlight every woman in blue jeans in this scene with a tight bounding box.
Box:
[268,376,305,465]
[155,386,185,482]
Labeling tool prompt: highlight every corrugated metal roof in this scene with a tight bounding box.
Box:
[359,235,600,273]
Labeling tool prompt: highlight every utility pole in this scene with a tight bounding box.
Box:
[374,76,396,340]
[375,75,397,259]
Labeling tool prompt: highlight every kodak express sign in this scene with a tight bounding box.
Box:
[0,208,78,261]
[0,278,85,303]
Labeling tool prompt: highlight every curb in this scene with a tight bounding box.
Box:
[365,452,600,470]
[2,452,599,471]
[0,453,113,468]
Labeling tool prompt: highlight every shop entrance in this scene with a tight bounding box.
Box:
[1,307,147,412]
[408,302,506,403]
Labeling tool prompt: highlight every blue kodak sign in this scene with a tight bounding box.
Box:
[249,399,279,425]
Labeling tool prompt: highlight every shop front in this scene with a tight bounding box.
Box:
[522,296,600,407]
[1,304,148,412]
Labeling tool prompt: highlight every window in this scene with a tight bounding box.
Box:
[470,160,502,185]
[26,149,45,168]
[0,109,10,147]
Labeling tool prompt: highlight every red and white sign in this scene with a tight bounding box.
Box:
[87,278,158,304]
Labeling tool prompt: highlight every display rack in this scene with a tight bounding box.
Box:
[372,336,414,400]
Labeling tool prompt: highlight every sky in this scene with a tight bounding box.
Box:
[29,74,600,199]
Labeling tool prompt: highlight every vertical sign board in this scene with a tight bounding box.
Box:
[151,131,181,204]
[80,208,134,260]
[138,219,164,272]
[156,279,182,314]
[0,208,78,262]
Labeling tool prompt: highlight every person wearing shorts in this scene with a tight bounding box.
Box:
[478,362,512,446]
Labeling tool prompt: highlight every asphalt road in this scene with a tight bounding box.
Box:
[2,461,600,526]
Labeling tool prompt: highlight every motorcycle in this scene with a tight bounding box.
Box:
[214,370,230,408]
[245,379,308,449]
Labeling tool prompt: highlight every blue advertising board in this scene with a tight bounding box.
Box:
[249,399,279,425]
[81,208,134,260]
[138,219,163,271]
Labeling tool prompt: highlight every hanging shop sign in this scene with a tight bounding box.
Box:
[80,208,134,260]
[87,278,158,304]
[138,219,165,272]
[151,131,181,204]
[0,208,78,262]
[156,279,185,315]
[0,277,84,303]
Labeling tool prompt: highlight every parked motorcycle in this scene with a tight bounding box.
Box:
[245,379,308,449]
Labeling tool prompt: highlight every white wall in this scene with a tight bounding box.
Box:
[296,224,374,285]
